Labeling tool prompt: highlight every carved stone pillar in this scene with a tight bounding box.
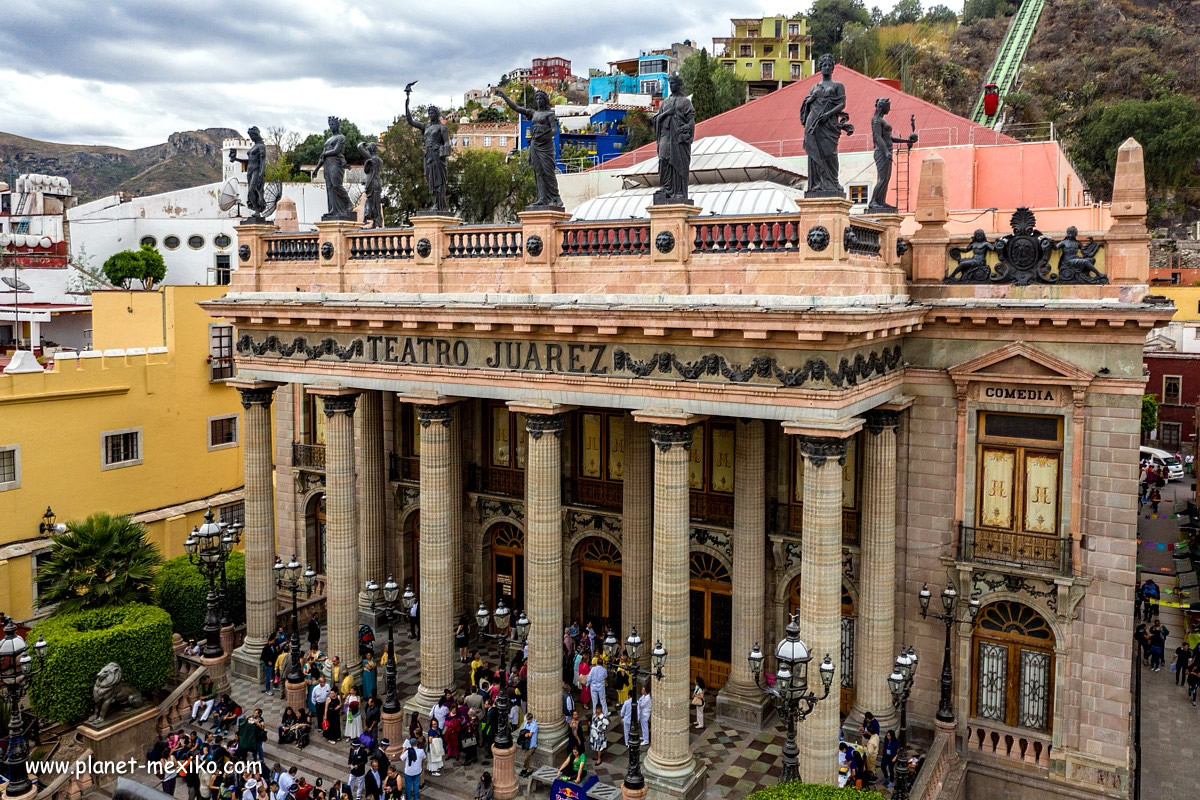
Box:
[621,418,653,646]
[717,418,771,729]
[318,390,361,677]
[523,411,568,766]
[642,421,705,800]
[850,409,900,733]
[449,407,465,619]
[407,403,456,715]
[230,382,279,681]
[358,391,387,619]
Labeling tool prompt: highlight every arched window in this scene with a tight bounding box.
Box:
[972,601,1055,732]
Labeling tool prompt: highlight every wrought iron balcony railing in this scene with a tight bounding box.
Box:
[958,523,1071,574]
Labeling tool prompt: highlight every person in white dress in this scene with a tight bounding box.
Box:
[344,690,363,739]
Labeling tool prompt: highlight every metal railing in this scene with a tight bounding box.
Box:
[958,523,1071,574]
[389,453,419,482]
[293,442,326,470]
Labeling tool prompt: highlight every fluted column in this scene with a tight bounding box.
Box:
[236,383,279,654]
[449,408,465,619]
[322,391,362,675]
[643,422,704,798]
[358,391,386,610]
[524,412,568,765]
[796,435,849,786]
[852,410,900,731]
[717,418,770,728]
[621,418,653,646]
[410,404,456,712]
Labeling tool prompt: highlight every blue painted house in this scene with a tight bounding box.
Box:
[588,73,640,103]
[518,106,632,171]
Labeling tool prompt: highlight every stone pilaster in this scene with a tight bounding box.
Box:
[524,411,568,766]
[407,403,456,715]
[230,382,280,680]
[321,390,361,676]
[796,435,848,786]
[717,418,771,729]
[621,418,653,646]
[850,410,901,733]
[643,422,705,800]
[358,391,387,618]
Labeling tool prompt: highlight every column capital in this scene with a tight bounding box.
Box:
[864,408,901,434]
[235,385,279,409]
[322,393,359,417]
[649,423,693,452]
[416,404,454,427]
[525,413,565,440]
[796,436,848,468]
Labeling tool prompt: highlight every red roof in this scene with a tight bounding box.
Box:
[600,65,1015,169]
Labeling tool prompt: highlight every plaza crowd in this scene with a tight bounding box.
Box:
[1135,579,1200,703]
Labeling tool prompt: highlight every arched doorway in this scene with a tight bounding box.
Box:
[577,537,622,636]
[404,510,420,590]
[788,576,856,715]
[690,552,732,690]
[971,601,1055,733]
[304,493,327,575]
[489,523,525,613]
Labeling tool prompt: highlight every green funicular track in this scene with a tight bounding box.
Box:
[969,0,1046,128]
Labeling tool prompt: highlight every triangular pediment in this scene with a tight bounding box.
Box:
[948,342,1095,385]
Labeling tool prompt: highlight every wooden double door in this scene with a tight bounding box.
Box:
[689,553,733,690]
[578,538,622,636]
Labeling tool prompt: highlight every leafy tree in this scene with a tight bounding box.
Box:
[1142,394,1159,437]
[1070,94,1200,202]
[689,50,719,122]
[922,4,959,24]
[839,23,880,72]
[558,142,595,169]
[962,0,1015,25]
[808,0,871,57]
[869,6,884,26]
[102,244,167,289]
[289,119,377,170]
[476,107,505,123]
[679,50,745,122]
[882,0,923,25]
[380,115,430,225]
[448,148,535,223]
[35,513,164,613]
[623,109,655,151]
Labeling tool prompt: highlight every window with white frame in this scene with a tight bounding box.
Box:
[210,324,234,381]
[483,136,491,147]
[0,444,20,491]
[102,428,142,469]
[1164,375,1182,405]
[209,415,239,450]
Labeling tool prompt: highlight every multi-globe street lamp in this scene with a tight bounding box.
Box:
[918,582,980,723]
[887,646,918,799]
[748,614,836,785]
[0,620,49,800]
[604,627,665,793]
[273,555,316,683]
[183,508,237,658]
[364,576,409,713]
[475,598,531,750]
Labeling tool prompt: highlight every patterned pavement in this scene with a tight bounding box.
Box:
[210,631,899,798]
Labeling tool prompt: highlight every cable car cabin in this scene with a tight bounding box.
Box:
[983,83,1000,117]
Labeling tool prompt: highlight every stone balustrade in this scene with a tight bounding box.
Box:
[909,722,959,800]
[35,744,94,800]
[156,664,210,736]
[964,720,1052,769]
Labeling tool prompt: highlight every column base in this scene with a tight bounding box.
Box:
[528,723,569,770]
[381,710,406,759]
[230,642,265,682]
[491,743,518,800]
[358,603,389,637]
[403,685,444,721]
[220,624,236,658]
[844,705,898,740]
[715,685,773,731]
[286,679,308,714]
[3,783,38,800]
[934,717,960,763]
[620,784,647,800]
[642,758,707,800]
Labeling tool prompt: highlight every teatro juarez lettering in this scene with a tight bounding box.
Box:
[236,331,904,390]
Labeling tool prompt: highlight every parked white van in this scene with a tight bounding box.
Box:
[1140,445,1184,481]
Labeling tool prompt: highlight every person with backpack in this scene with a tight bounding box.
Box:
[1143,579,1161,622]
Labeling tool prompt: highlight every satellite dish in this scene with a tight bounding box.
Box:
[2,275,32,292]
[218,179,242,215]
[263,179,283,218]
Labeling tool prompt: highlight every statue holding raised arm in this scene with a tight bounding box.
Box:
[315,116,355,221]
[867,98,918,211]
[497,88,563,209]
[404,81,451,213]
[800,54,854,198]
[652,73,694,204]
[359,141,384,228]
[228,126,268,221]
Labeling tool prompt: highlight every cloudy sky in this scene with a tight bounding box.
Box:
[0,0,915,150]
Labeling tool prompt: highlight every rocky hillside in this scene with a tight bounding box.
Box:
[0,128,242,202]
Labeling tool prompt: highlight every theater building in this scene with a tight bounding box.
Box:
[207,138,1160,800]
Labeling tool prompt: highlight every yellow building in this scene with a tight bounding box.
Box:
[0,285,244,621]
[1153,286,1200,321]
[713,15,814,97]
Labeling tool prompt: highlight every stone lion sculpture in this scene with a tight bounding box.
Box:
[89,662,145,725]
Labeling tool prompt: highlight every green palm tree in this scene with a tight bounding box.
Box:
[35,513,163,612]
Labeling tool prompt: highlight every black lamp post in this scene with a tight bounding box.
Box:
[886,646,918,798]
[918,582,980,724]
[274,555,316,684]
[365,577,409,714]
[184,509,235,659]
[1,620,49,799]
[218,521,242,628]
[609,627,666,793]
[476,598,531,749]
[748,614,836,784]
